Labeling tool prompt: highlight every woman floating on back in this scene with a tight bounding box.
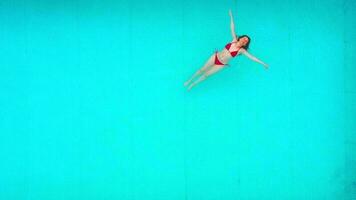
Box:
[184,9,269,91]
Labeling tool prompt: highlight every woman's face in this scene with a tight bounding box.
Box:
[239,37,249,46]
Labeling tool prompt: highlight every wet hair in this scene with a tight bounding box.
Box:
[237,35,251,50]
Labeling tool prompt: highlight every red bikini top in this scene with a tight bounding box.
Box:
[225,42,240,57]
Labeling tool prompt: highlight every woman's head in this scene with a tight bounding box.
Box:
[237,35,251,50]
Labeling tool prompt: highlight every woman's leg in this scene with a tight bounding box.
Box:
[184,54,215,86]
[187,66,223,91]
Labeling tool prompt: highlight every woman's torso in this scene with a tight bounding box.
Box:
[217,40,242,64]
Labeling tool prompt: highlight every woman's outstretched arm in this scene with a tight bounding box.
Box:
[229,9,238,41]
[240,49,269,69]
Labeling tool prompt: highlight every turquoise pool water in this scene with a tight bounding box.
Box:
[1,0,356,199]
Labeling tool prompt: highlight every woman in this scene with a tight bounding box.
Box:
[184,9,269,91]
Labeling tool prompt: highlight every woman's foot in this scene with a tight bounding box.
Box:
[184,80,191,87]
[187,84,194,91]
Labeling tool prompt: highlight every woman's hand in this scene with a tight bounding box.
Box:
[229,9,233,17]
[264,63,269,69]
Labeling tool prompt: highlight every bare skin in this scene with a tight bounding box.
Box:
[184,9,269,91]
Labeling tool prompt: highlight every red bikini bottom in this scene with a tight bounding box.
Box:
[214,51,227,67]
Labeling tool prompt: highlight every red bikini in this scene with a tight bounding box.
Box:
[214,52,225,65]
[225,42,240,57]
[214,41,240,66]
